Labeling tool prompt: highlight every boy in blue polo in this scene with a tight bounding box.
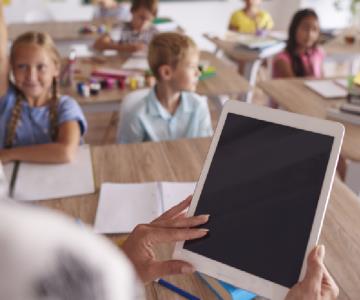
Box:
[119,32,213,143]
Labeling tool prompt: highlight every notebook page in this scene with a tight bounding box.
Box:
[12,145,95,201]
[94,182,161,234]
[160,182,197,212]
[121,57,149,70]
[304,80,347,98]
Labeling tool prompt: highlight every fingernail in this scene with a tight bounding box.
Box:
[317,245,325,258]
[181,265,195,274]
[200,228,209,233]
[201,214,210,221]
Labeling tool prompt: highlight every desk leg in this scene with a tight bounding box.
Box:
[243,59,262,103]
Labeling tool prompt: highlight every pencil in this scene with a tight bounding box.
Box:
[156,278,200,300]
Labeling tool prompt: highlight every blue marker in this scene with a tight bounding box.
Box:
[156,278,200,300]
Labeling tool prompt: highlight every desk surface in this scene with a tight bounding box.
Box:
[37,138,360,300]
[8,20,102,42]
[259,78,360,162]
[204,34,285,62]
[323,34,360,58]
[62,51,250,106]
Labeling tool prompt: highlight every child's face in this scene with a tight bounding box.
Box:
[12,43,59,102]
[131,7,155,32]
[296,16,320,50]
[245,0,262,8]
[170,48,201,93]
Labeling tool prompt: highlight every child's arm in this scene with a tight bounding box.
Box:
[0,121,81,164]
[273,58,295,78]
[93,34,146,52]
[0,2,9,97]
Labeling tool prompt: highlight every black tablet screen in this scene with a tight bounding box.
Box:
[184,113,334,288]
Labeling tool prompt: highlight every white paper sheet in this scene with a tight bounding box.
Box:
[304,80,348,98]
[94,181,196,234]
[121,57,149,70]
[160,182,197,211]
[94,182,161,234]
[10,145,95,201]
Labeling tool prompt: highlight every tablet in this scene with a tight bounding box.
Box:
[173,100,344,299]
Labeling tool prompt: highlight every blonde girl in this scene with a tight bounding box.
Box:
[0,3,87,164]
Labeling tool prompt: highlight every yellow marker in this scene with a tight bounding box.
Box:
[353,73,360,86]
[129,77,138,90]
[3,0,11,5]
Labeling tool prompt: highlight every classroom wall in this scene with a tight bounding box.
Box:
[3,0,352,50]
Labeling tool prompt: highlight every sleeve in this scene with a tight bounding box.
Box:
[265,12,274,30]
[229,11,239,29]
[57,97,88,136]
[118,114,146,144]
[196,97,214,138]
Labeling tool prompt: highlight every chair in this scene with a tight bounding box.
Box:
[116,88,150,143]
[24,9,54,23]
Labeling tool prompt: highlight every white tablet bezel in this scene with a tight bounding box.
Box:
[174,100,344,299]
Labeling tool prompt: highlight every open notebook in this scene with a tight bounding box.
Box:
[94,182,196,234]
[3,145,95,201]
[304,80,348,98]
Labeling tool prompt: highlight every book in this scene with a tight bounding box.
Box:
[94,181,196,234]
[327,107,360,125]
[340,102,360,115]
[197,273,258,300]
[3,145,95,201]
[304,80,348,98]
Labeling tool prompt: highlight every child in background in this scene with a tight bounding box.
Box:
[93,0,130,21]
[119,32,213,143]
[0,2,87,164]
[273,9,324,78]
[93,0,158,53]
[228,0,273,35]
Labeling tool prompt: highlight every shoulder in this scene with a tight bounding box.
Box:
[57,95,82,111]
[183,92,208,109]
[259,10,272,20]
[230,9,245,20]
[312,46,326,59]
[274,50,291,63]
[0,84,17,109]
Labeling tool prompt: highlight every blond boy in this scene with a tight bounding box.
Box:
[119,32,213,143]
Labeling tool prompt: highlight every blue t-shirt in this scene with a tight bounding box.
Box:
[0,86,87,148]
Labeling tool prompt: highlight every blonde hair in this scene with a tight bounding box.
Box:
[6,31,61,148]
[148,32,198,80]
[131,0,158,17]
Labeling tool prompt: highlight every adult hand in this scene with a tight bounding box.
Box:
[285,245,339,300]
[122,196,209,283]
[130,43,146,52]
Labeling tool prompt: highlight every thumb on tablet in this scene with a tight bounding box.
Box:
[302,245,325,293]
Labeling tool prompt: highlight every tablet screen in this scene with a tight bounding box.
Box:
[184,113,334,288]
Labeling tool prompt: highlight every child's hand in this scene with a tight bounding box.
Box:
[285,245,339,300]
[0,149,12,164]
[130,43,147,52]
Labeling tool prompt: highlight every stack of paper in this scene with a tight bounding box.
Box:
[94,181,196,233]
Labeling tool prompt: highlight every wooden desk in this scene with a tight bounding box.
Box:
[258,79,360,162]
[204,33,285,92]
[62,51,250,112]
[8,20,104,42]
[323,33,360,75]
[37,138,360,300]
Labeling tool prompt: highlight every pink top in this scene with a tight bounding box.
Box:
[273,47,325,78]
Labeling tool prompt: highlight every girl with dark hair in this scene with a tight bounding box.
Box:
[273,9,325,78]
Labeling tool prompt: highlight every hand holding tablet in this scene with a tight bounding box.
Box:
[174,100,344,299]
